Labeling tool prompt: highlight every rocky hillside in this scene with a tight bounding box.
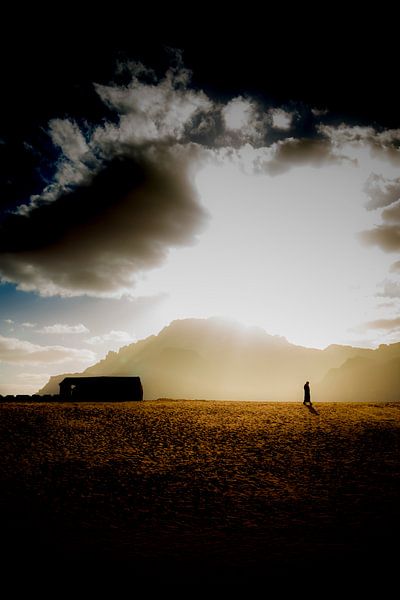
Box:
[315,343,400,402]
[36,317,400,401]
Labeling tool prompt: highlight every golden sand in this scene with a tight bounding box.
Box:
[1,400,399,580]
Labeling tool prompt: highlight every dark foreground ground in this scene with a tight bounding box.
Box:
[0,400,399,585]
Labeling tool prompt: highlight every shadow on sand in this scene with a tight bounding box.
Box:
[304,403,319,416]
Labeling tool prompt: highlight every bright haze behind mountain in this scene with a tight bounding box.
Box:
[39,318,400,402]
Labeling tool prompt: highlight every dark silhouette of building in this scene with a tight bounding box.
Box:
[59,376,143,401]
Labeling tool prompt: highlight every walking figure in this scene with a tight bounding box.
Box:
[303,381,311,405]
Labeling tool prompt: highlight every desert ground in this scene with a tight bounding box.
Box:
[0,400,399,583]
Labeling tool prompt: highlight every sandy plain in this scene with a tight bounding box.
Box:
[1,400,399,584]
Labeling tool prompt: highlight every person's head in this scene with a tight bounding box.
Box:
[306,381,309,385]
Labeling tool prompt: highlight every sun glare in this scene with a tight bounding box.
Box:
[135,156,394,348]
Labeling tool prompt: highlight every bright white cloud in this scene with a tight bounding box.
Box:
[21,322,37,328]
[319,124,400,151]
[0,334,95,365]
[17,372,52,382]
[86,330,135,346]
[37,323,89,334]
[364,173,400,210]
[270,108,293,130]
[221,96,266,141]
[49,119,89,162]
[93,65,213,144]
[223,97,253,130]
[319,124,376,145]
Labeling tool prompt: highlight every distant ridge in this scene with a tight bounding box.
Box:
[38,318,400,401]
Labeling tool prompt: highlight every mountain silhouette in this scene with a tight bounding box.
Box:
[316,343,400,402]
[38,318,400,401]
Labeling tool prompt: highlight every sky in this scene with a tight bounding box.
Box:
[1,16,400,394]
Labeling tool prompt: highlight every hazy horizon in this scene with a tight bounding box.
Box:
[0,314,397,396]
[34,316,400,403]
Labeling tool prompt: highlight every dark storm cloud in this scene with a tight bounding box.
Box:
[0,59,213,297]
[359,147,400,253]
[359,200,400,252]
[390,260,400,273]
[2,55,400,298]
[0,146,207,296]
[258,138,346,176]
[360,226,400,252]
[382,202,400,222]
[362,317,400,331]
